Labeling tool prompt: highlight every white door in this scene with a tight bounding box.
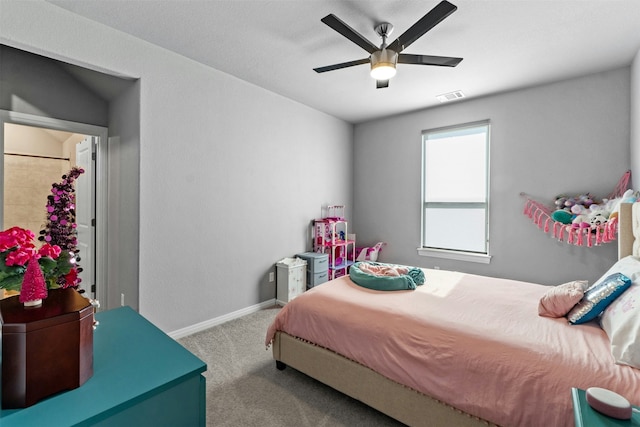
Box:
[75,137,94,297]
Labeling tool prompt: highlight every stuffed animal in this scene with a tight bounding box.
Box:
[552,209,574,224]
[552,190,637,228]
[581,202,609,228]
[355,242,386,262]
[570,204,591,225]
[589,213,609,228]
[553,193,596,225]
[608,189,637,221]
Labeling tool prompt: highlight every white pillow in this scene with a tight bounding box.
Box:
[590,256,640,290]
[598,256,640,368]
[600,285,640,368]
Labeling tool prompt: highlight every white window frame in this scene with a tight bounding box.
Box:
[418,120,491,264]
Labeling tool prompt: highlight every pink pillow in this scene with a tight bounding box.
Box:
[538,280,589,318]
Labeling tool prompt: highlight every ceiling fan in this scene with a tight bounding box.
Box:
[313,0,463,89]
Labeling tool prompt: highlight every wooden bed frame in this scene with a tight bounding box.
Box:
[618,202,635,258]
[272,332,494,426]
[271,202,637,426]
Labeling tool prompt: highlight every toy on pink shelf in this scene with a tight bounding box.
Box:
[325,205,345,221]
[355,242,386,262]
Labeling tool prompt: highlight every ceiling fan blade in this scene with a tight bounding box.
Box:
[398,53,462,67]
[387,1,457,53]
[321,14,379,54]
[314,58,370,73]
[376,80,389,89]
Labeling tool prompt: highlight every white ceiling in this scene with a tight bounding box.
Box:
[47,0,640,124]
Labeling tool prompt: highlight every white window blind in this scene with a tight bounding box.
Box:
[421,121,490,256]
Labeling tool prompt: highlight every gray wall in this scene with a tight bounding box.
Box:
[354,68,631,286]
[0,45,108,125]
[106,80,141,311]
[1,1,353,333]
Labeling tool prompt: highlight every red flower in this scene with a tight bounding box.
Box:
[63,267,79,288]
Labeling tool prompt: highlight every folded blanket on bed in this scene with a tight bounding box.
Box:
[349,261,425,290]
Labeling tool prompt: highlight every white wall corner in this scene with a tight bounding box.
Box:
[631,48,640,187]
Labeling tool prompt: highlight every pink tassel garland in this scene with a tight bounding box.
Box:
[522,192,623,248]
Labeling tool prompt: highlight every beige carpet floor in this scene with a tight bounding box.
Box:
[178,306,405,427]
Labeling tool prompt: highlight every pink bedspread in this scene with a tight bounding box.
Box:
[266,269,640,427]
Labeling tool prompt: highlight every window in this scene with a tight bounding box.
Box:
[420,121,490,263]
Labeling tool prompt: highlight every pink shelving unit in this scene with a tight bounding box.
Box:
[313,206,355,280]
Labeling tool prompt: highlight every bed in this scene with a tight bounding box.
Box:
[265,203,640,426]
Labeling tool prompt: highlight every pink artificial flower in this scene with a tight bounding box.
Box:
[47,206,54,213]
[0,227,35,252]
[38,243,62,259]
[51,215,58,221]
[22,228,35,241]
[5,246,37,266]
[0,234,15,251]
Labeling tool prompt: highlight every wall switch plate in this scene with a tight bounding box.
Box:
[269,272,275,282]
[121,293,125,306]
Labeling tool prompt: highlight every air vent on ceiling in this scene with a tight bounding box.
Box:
[436,90,465,103]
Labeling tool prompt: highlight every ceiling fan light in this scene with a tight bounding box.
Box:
[370,49,398,80]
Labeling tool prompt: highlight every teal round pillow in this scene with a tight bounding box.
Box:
[349,262,424,291]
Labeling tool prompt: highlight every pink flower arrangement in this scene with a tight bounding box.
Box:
[0,227,61,265]
[0,167,84,294]
[0,226,75,292]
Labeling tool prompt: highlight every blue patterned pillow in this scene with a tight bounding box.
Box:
[567,273,632,325]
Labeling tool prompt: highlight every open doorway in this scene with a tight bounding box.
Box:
[0,110,107,306]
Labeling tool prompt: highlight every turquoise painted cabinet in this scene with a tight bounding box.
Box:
[572,388,640,427]
[0,306,207,426]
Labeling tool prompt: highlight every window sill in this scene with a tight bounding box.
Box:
[417,248,492,264]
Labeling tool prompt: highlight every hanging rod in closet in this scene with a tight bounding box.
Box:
[4,152,70,161]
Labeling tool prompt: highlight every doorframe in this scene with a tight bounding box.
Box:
[0,110,108,306]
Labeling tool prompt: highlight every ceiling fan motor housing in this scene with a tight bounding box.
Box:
[370,49,398,80]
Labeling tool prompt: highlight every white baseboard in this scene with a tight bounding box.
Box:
[168,298,277,340]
